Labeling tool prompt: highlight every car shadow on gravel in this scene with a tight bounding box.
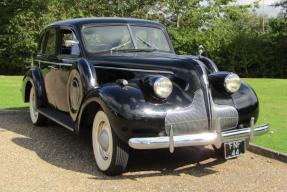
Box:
[1,112,225,180]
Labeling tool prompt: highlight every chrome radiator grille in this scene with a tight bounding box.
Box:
[211,102,239,131]
[165,89,209,135]
[165,89,238,136]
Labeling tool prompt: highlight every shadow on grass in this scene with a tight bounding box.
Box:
[0,111,225,180]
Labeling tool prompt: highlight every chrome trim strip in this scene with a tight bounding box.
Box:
[35,60,73,66]
[128,124,269,150]
[94,65,174,75]
[195,59,212,130]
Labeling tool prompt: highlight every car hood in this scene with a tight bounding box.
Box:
[89,51,210,113]
[89,52,202,73]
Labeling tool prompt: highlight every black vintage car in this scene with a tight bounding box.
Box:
[22,17,269,175]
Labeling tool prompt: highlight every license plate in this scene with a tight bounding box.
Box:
[224,140,246,159]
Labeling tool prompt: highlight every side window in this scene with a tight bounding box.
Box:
[37,33,46,54]
[60,29,80,56]
[44,29,57,56]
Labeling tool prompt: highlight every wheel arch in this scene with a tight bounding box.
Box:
[22,67,46,107]
[76,99,102,136]
[24,80,33,102]
[75,86,132,143]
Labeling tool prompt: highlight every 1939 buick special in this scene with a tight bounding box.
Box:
[22,18,269,175]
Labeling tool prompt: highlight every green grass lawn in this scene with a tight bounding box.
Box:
[243,78,287,154]
[0,76,286,153]
[0,76,28,109]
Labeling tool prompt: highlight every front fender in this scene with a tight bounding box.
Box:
[22,67,46,107]
[211,82,259,127]
[77,83,166,142]
[232,82,259,126]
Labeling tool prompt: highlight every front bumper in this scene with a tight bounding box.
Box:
[128,120,269,153]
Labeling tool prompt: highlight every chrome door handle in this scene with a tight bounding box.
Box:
[48,65,58,70]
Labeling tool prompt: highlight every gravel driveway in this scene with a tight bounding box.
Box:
[0,111,286,192]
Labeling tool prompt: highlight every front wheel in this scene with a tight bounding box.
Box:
[92,111,129,176]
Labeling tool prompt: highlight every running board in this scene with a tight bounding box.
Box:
[38,107,75,132]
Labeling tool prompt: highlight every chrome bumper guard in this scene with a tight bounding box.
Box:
[128,120,269,153]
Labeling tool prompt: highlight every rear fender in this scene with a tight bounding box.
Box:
[22,67,46,107]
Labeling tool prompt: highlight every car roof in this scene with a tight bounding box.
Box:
[46,17,164,28]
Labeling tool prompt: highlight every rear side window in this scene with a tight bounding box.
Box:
[37,33,46,54]
[44,29,57,55]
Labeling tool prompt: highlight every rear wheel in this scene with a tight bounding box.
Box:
[92,111,129,176]
[29,87,46,126]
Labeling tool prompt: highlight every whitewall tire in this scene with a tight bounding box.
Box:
[92,111,129,175]
[29,86,46,126]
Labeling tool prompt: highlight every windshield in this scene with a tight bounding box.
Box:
[81,25,172,53]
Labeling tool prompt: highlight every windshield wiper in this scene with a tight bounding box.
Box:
[135,36,159,50]
[110,40,131,53]
[108,36,160,54]
[121,48,157,52]
[94,48,158,54]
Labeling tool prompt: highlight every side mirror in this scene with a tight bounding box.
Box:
[65,40,79,47]
[198,45,204,57]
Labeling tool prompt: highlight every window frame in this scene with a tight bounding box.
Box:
[57,27,82,58]
[37,32,47,55]
[42,27,58,57]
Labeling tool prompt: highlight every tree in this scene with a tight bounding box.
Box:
[0,0,286,78]
[0,0,157,74]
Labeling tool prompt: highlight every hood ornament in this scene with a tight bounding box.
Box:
[198,45,204,57]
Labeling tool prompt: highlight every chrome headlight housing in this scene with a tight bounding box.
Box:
[224,73,241,93]
[153,77,173,99]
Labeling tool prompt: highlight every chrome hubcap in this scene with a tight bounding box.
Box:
[92,111,113,171]
[98,122,110,160]
[99,129,109,151]
[70,78,81,110]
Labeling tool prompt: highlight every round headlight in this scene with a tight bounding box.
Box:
[224,73,241,93]
[153,77,173,99]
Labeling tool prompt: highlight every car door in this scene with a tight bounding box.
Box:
[36,27,59,108]
[53,27,81,113]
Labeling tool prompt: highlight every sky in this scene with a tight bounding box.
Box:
[237,0,279,5]
[237,0,282,17]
